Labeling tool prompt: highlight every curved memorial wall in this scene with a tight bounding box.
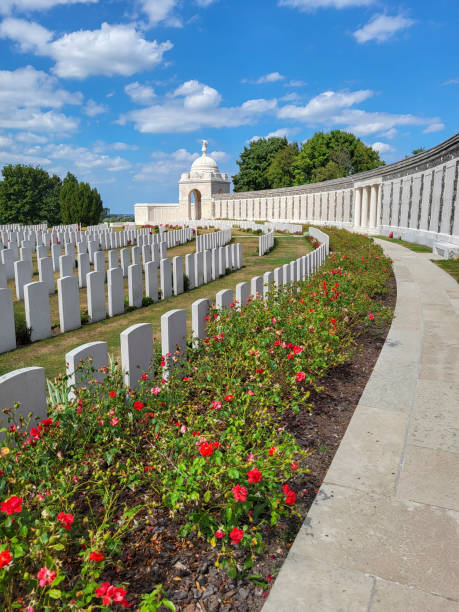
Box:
[212,133,459,251]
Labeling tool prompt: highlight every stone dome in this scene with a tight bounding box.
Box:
[189,139,220,175]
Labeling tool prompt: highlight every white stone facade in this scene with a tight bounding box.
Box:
[135,133,459,252]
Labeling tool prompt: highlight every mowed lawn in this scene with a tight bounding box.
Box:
[1,232,311,379]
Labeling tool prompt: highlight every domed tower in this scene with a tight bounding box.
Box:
[179,140,230,220]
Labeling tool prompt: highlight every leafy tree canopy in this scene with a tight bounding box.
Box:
[60,172,104,226]
[0,164,62,225]
[232,130,384,192]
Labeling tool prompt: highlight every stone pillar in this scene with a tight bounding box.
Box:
[107,267,125,316]
[369,184,378,230]
[120,323,153,389]
[24,281,51,342]
[354,187,361,228]
[361,186,369,229]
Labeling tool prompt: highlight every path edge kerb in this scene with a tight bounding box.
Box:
[262,238,412,611]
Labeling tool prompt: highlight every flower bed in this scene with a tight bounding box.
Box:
[0,229,393,611]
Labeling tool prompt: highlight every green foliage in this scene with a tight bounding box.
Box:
[0,230,393,609]
[0,165,62,225]
[232,131,384,192]
[60,173,103,225]
[139,585,176,611]
[232,137,290,192]
[142,296,155,307]
[14,313,32,346]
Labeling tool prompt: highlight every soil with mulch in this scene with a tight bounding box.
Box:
[99,274,397,612]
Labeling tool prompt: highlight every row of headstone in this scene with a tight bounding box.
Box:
[0,230,329,424]
[186,219,302,235]
[259,231,275,256]
[0,242,245,354]
[195,229,232,252]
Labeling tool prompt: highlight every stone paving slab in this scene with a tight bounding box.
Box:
[263,240,459,611]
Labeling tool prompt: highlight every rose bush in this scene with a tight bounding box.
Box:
[0,229,392,609]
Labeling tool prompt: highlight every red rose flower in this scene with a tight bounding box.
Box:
[295,371,306,382]
[57,512,74,530]
[229,527,244,544]
[89,551,105,562]
[0,496,22,515]
[95,582,131,608]
[291,461,299,471]
[232,484,247,502]
[0,550,12,568]
[248,468,262,483]
[133,401,144,411]
[285,490,297,505]
[224,394,234,402]
[268,447,276,456]
[368,313,375,320]
[109,391,117,398]
[199,442,214,457]
[215,529,225,539]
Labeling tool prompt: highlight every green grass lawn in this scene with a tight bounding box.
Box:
[0,232,311,379]
[374,235,432,253]
[433,258,459,282]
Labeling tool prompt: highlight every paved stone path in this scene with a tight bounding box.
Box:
[263,240,459,612]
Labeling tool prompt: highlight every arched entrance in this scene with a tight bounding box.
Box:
[188,189,202,220]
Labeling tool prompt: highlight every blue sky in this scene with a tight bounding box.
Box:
[0,0,457,214]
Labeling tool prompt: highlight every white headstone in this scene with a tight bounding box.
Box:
[14,259,32,300]
[87,271,106,322]
[161,309,187,375]
[59,254,74,278]
[192,298,210,342]
[66,341,108,388]
[58,276,81,332]
[120,323,153,389]
[216,289,233,310]
[0,263,7,289]
[185,253,195,290]
[195,251,204,287]
[0,289,16,354]
[38,257,54,294]
[78,253,90,289]
[0,367,46,435]
[24,281,51,342]
[128,263,142,308]
[120,248,130,278]
[236,282,250,308]
[160,258,172,300]
[107,267,124,317]
[203,250,212,284]
[263,271,273,300]
[172,256,184,296]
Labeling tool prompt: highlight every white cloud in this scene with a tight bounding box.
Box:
[16,131,48,143]
[120,80,277,133]
[83,99,108,117]
[423,122,444,134]
[0,135,14,148]
[135,148,199,182]
[125,81,156,105]
[381,127,397,139]
[209,150,230,162]
[370,142,394,154]
[278,0,374,11]
[285,79,307,87]
[139,0,182,27]
[337,109,442,137]
[46,143,131,172]
[0,0,97,14]
[0,19,173,79]
[195,0,218,6]
[281,92,301,102]
[256,72,285,84]
[278,89,373,122]
[0,66,80,133]
[353,14,415,44]
[173,80,222,110]
[266,127,299,139]
[442,78,459,86]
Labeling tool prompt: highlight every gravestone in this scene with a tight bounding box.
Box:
[107,267,124,317]
[108,249,118,269]
[161,309,187,374]
[172,256,184,296]
[251,276,263,299]
[78,253,90,289]
[216,289,233,310]
[263,271,273,300]
[87,271,106,322]
[203,250,212,284]
[66,341,108,388]
[0,289,16,354]
[58,276,81,332]
[120,323,153,389]
[24,281,51,342]
[144,261,159,302]
[14,259,32,300]
[128,264,143,308]
[185,253,195,290]
[192,298,210,342]
[0,367,46,435]
[59,254,74,279]
[195,251,204,287]
[120,248,130,278]
[236,282,250,308]
[160,258,172,300]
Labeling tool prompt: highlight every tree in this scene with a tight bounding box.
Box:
[266,142,299,188]
[293,130,384,185]
[412,147,426,155]
[232,137,290,192]
[0,164,62,225]
[59,172,80,224]
[60,173,103,225]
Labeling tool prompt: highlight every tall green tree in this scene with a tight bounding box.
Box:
[293,130,384,185]
[59,172,80,224]
[266,142,299,188]
[232,137,290,192]
[0,164,62,225]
